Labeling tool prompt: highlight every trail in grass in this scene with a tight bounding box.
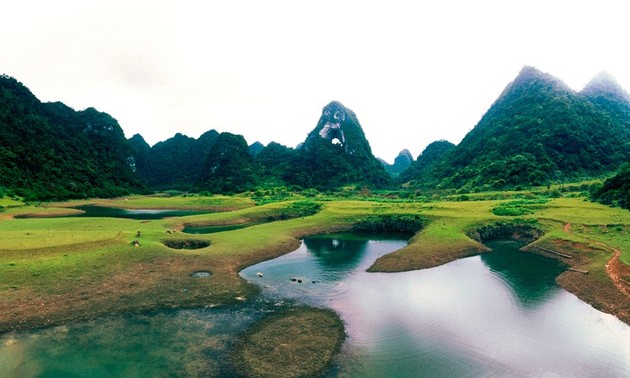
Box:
[604,247,630,298]
[563,222,628,297]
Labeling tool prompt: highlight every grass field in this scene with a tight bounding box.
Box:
[0,192,628,372]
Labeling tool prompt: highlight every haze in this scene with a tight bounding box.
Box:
[2,0,629,162]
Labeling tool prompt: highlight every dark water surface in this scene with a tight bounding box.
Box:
[69,205,209,220]
[1,234,629,377]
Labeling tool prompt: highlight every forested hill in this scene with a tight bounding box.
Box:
[129,130,219,190]
[406,66,630,190]
[0,75,143,200]
[284,101,391,189]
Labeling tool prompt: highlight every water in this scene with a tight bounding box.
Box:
[241,235,630,377]
[69,205,209,220]
[2,234,629,377]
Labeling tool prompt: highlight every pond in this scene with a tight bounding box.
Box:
[1,234,629,377]
[69,205,209,220]
[243,235,630,377]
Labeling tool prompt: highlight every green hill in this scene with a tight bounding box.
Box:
[197,132,259,193]
[0,75,143,200]
[419,67,630,190]
[129,130,219,190]
[398,140,455,186]
[284,101,391,190]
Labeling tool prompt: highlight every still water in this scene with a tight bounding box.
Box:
[1,234,629,377]
[69,205,209,220]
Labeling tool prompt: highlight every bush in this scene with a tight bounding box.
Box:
[492,199,548,217]
[353,214,425,234]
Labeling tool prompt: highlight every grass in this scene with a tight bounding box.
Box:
[0,192,628,339]
[50,194,256,210]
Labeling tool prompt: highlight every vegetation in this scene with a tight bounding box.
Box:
[1,70,629,375]
[353,214,425,234]
[0,75,143,201]
[232,307,345,378]
[284,101,391,190]
[592,163,630,209]
[128,131,219,190]
[0,191,628,377]
[401,67,630,191]
[197,132,260,194]
[383,149,413,177]
[398,140,455,186]
[491,199,548,216]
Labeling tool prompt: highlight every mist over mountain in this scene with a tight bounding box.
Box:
[382,149,414,177]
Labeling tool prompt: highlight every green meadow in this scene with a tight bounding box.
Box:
[0,192,628,373]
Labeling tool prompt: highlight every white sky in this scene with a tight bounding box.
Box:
[2,0,630,162]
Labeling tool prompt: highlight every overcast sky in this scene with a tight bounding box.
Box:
[2,1,630,162]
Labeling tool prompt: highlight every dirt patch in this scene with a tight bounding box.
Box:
[163,240,210,250]
[603,246,630,297]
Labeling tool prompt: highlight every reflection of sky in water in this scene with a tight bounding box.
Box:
[243,235,630,377]
[2,234,629,377]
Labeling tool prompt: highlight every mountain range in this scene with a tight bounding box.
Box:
[1,66,629,200]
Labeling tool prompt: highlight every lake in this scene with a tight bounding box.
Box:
[1,233,629,377]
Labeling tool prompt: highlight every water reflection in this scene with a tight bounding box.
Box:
[3,233,629,377]
[243,233,630,377]
[304,235,369,275]
[70,205,208,220]
[480,240,566,308]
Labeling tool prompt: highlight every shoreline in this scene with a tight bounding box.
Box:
[1,198,628,334]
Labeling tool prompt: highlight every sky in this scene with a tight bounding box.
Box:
[2,0,630,163]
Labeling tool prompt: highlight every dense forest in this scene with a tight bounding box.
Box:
[130,101,391,192]
[1,68,629,204]
[282,101,391,190]
[128,130,220,190]
[0,75,142,200]
[399,67,630,191]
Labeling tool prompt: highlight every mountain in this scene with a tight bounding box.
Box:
[197,132,259,193]
[248,141,265,156]
[0,75,143,200]
[254,142,296,185]
[398,140,455,185]
[418,67,630,190]
[581,72,630,134]
[129,130,219,190]
[384,149,414,177]
[284,101,391,190]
